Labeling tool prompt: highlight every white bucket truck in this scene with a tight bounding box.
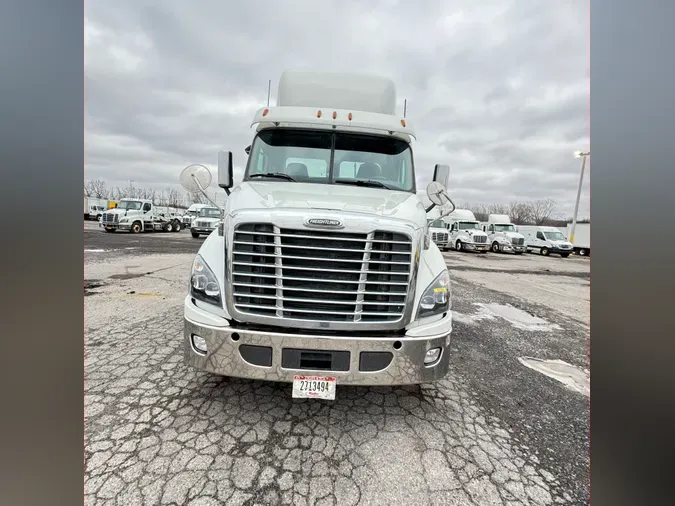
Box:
[180,70,456,399]
[517,225,573,257]
[100,198,183,233]
[444,209,489,252]
[482,214,526,254]
[190,206,221,238]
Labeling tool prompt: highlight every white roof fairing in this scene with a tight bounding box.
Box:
[250,106,416,142]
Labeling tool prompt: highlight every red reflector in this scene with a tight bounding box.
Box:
[317,110,322,118]
[332,111,337,120]
[348,113,353,121]
[262,109,269,117]
[401,119,406,127]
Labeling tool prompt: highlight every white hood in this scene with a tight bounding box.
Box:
[464,229,487,237]
[503,231,524,239]
[551,239,573,248]
[104,208,141,218]
[226,181,427,228]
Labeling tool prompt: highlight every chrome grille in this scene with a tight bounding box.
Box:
[431,233,448,243]
[231,224,412,323]
[512,237,525,246]
[102,213,118,224]
[473,235,487,244]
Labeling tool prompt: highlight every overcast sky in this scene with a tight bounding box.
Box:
[85,0,589,219]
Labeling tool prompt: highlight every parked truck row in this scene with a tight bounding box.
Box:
[425,209,589,258]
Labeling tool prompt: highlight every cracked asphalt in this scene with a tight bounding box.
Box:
[85,223,590,505]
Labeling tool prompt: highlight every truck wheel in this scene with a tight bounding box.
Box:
[540,247,550,256]
[131,222,142,234]
[578,248,587,256]
[491,242,500,253]
[456,240,463,252]
[173,221,182,232]
[96,214,102,221]
[163,222,173,232]
[191,232,200,238]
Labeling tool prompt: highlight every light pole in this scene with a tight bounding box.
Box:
[570,151,590,244]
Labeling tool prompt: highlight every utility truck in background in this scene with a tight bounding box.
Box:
[180,69,456,399]
[190,206,221,238]
[100,198,183,233]
[565,222,590,256]
[84,196,109,221]
[517,225,573,257]
[481,214,526,254]
[444,209,489,253]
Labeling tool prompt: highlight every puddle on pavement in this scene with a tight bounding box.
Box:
[476,303,562,331]
[518,357,590,396]
[85,249,108,253]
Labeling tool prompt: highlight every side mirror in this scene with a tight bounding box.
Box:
[432,164,450,188]
[218,151,234,189]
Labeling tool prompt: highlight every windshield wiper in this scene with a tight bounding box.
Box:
[335,179,392,190]
[249,173,296,182]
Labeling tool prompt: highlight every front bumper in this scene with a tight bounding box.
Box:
[184,298,452,386]
[100,223,119,230]
[192,227,216,234]
[464,243,489,252]
[501,244,527,253]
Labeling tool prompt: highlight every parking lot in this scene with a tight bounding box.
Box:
[84,221,589,506]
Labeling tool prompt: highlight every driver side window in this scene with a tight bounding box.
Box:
[536,232,545,240]
[143,203,151,212]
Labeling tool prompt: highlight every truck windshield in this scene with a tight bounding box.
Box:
[199,208,220,218]
[493,224,515,232]
[429,220,445,228]
[245,128,414,192]
[459,222,480,230]
[118,201,142,210]
[544,231,565,241]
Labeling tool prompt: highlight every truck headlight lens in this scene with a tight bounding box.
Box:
[190,255,221,305]
[417,269,451,319]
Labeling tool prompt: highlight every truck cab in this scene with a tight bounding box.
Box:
[190,207,221,238]
[182,70,454,394]
[182,203,210,228]
[482,214,526,254]
[517,225,573,257]
[101,198,182,233]
[444,209,489,252]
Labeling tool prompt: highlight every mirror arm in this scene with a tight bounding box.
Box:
[190,174,222,210]
[425,203,436,213]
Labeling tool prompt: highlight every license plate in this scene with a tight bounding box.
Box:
[292,375,336,400]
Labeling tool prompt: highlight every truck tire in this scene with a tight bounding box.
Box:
[163,222,173,232]
[578,248,588,256]
[131,221,142,234]
[96,214,102,221]
[191,232,200,238]
[172,220,182,232]
[514,251,524,255]
[491,242,500,253]
[540,247,550,256]
[456,240,463,252]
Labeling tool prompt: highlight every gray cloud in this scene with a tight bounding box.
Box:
[85,0,589,218]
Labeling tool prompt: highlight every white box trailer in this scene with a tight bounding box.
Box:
[566,222,590,256]
[84,196,109,220]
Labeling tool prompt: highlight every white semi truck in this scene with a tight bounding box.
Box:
[190,207,221,238]
[181,70,455,398]
[427,218,450,250]
[517,225,574,257]
[481,214,527,254]
[100,198,183,233]
[181,203,210,229]
[444,209,489,253]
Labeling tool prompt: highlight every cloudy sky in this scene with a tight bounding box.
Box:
[85,0,589,219]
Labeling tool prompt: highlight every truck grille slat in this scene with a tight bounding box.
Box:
[473,235,487,243]
[232,223,412,323]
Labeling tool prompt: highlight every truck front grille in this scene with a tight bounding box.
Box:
[231,224,413,324]
[432,233,448,243]
[512,237,524,246]
[102,213,118,224]
[473,235,487,244]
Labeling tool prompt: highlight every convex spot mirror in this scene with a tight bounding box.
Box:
[426,181,450,207]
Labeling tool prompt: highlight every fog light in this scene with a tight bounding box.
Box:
[424,347,441,365]
[191,334,207,354]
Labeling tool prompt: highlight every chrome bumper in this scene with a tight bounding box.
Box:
[184,317,452,386]
[465,243,488,251]
[192,227,215,234]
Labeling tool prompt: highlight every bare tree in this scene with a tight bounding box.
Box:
[85,179,109,198]
[530,198,557,225]
[508,201,533,225]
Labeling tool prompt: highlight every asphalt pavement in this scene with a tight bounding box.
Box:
[84,221,590,505]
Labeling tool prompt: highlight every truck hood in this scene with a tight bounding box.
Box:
[104,208,140,217]
[503,231,524,239]
[227,181,427,227]
[464,229,487,237]
[551,239,573,248]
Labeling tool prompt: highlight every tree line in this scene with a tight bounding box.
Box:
[84,179,212,208]
[457,198,589,226]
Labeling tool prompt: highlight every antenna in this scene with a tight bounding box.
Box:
[267,79,271,107]
[403,99,407,118]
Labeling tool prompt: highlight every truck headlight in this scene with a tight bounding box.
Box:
[190,255,221,306]
[417,269,451,319]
